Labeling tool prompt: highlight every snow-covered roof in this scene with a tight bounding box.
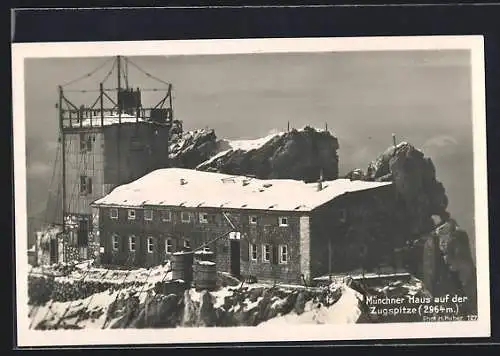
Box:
[92,168,392,212]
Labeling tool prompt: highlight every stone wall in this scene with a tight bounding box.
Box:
[98,206,303,283]
[240,214,302,284]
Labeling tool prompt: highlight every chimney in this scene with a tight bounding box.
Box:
[180,178,187,186]
[392,133,397,148]
[317,169,324,192]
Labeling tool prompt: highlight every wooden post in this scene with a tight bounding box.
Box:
[168,84,173,120]
[117,55,122,125]
[59,86,66,233]
[136,88,140,123]
[100,83,104,127]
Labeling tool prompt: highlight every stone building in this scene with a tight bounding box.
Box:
[91,168,397,284]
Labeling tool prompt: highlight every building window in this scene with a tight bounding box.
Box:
[279,245,288,264]
[339,209,347,223]
[144,209,153,221]
[181,212,191,223]
[165,239,173,254]
[129,236,136,252]
[147,237,154,253]
[262,244,271,262]
[184,239,191,249]
[80,176,92,195]
[250,243,258,261]
[161,210,171,222]
[127,209,136,220]
[199,213,209,224]
[112,234,119,251]
[110,208,118,220]
[80,133,86,151]
[279,216,288,227]
[80,133,92,152]
[249,215,257,225]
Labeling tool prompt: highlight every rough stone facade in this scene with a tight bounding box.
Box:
[97,205,303,283]
[239,213,302,284]
[95,182,398,284]
[99,206,233,269]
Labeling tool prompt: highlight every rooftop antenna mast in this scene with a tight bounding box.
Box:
[117,56,122,101]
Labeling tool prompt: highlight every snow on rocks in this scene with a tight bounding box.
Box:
[28,262,172,305]
[196,132,285,170]
[257,284,363,326]
[31,271,430,329]
[30,289,123,330]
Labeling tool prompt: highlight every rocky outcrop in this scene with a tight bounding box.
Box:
[424,220,477,314]
[351,275,434,323]
[28,274,143,304]
[169,129,220,168]
[168,127,339,182]
[198,290,217,327]
[345,142,476,313]
[180,290,198,327]
[364,142,449,236]
[31,273,442,329]
[345,141,458,244]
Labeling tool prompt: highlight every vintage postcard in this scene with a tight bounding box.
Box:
[12,36,490,347]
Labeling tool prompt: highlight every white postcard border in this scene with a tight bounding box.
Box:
[12,35,490,347]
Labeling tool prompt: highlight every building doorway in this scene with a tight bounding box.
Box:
[77,217,89,247]
[49,238,58,264]
[230,239,241,278]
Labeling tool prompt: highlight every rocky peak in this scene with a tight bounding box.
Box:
[344,141,475,307]
[168,126,340,182]
[347,141,450,236]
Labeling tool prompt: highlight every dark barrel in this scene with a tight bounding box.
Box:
[194,247,215,263]
[171,251,194,284]
[193,261,217,291]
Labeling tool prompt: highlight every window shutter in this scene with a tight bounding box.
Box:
[241,238,249,262]
[271,244,279,265]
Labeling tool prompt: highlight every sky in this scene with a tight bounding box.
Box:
[23,50,475,256]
